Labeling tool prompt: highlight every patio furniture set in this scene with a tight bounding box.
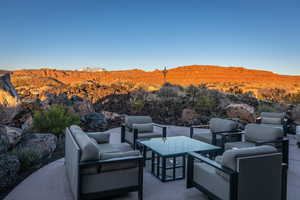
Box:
[64,112,289,200]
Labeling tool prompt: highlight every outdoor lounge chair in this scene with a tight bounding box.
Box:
[187,145,288,200]
[121,115,167,149]
[190,118,242,149]
[225,123,289,167]
[256,112,288,136]
[296,126,300,148]
[65,125,143,200]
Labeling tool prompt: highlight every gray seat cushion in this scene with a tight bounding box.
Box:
[70,125,99,161]
[245,124,283,143]
[132,123,154,133]
[138,132,162,139]
[87,132,110,144]
[261,117,282,125]
[125,116,152,129]
[225,141,256,151]
[261,112,285,119]
[194,162,230,200]
[192,132,222,145]
[222,145,277,171]
[260,124,283,131]
[98,143,132,153]
[96,143,138,172]
[209,118,239,133]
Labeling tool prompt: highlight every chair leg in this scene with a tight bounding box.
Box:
[190,127,194,138]
[282,139,289,168]
[138,189,143,200]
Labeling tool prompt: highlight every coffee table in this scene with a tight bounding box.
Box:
[137,136,221,182]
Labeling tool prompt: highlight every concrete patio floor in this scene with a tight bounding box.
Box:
[4,126,300,200]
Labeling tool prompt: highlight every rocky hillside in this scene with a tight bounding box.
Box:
[11,65,300,99]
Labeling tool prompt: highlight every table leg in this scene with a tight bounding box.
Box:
[182,155,186,179]
[173,156,176,180]
[151,151,155,174]
[162,157,166,182]
[156,154,160,178]
[142,146,147,167]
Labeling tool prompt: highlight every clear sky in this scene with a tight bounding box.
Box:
[0,0,299,75]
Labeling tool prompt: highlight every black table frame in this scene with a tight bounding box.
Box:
[138,142,221,182]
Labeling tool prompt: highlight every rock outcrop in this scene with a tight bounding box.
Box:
[0,73,20,125]
[72,98,95,116]
[0,126,23,149]
[181,108,198,122]
[80,112,107,131]
[226,104,256,123]
[17,133,57,159]
[0,73,19,100]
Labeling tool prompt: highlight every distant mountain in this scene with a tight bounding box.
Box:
[11,65,300,98]
[78,67,106,72]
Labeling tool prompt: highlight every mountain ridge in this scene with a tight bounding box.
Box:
[10,65,300,97]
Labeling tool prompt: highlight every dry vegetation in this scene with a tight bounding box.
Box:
[11,65,300,104]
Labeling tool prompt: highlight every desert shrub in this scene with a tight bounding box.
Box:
[11,148,40,172]
[33,104,80,136]
[157,86,180,98]
[226,86,243,95]
[131,99,144,111]
[256,104,277,114]
[195,93,217,112]
[257,88,287,103]
[186,85,199,97]
[284,92,300,105]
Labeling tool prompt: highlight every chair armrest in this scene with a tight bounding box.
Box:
[254,137,288,146]
[153,123,167,137]
[79,155,143,168]
[191,125,210,129]
[188,152,235,175]
[190,125,209,138]
[101,150,140,160]
[87,132,110,144]
[214,130,244,136]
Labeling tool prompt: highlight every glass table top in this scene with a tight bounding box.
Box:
[137,136,221,156]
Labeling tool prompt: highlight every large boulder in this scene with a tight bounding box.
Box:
[0,73,20,124]
[0,126,23,148]
[181,108,198,122]
[0,154,20,188]
[226,103,255,123]
[72,98,95,116]
[0,73,19,100]
[0,134,9,154]
[101,111,121,121]
[21,114,33,132]
[80,112,107,131]
[17,133,57,159]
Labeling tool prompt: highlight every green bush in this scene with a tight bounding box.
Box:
[131,99,144,111]
[11,148,40,172]
[33,105,80,136]
[195,93,217,112]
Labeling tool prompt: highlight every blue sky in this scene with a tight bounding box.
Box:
[0,0,299,75]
